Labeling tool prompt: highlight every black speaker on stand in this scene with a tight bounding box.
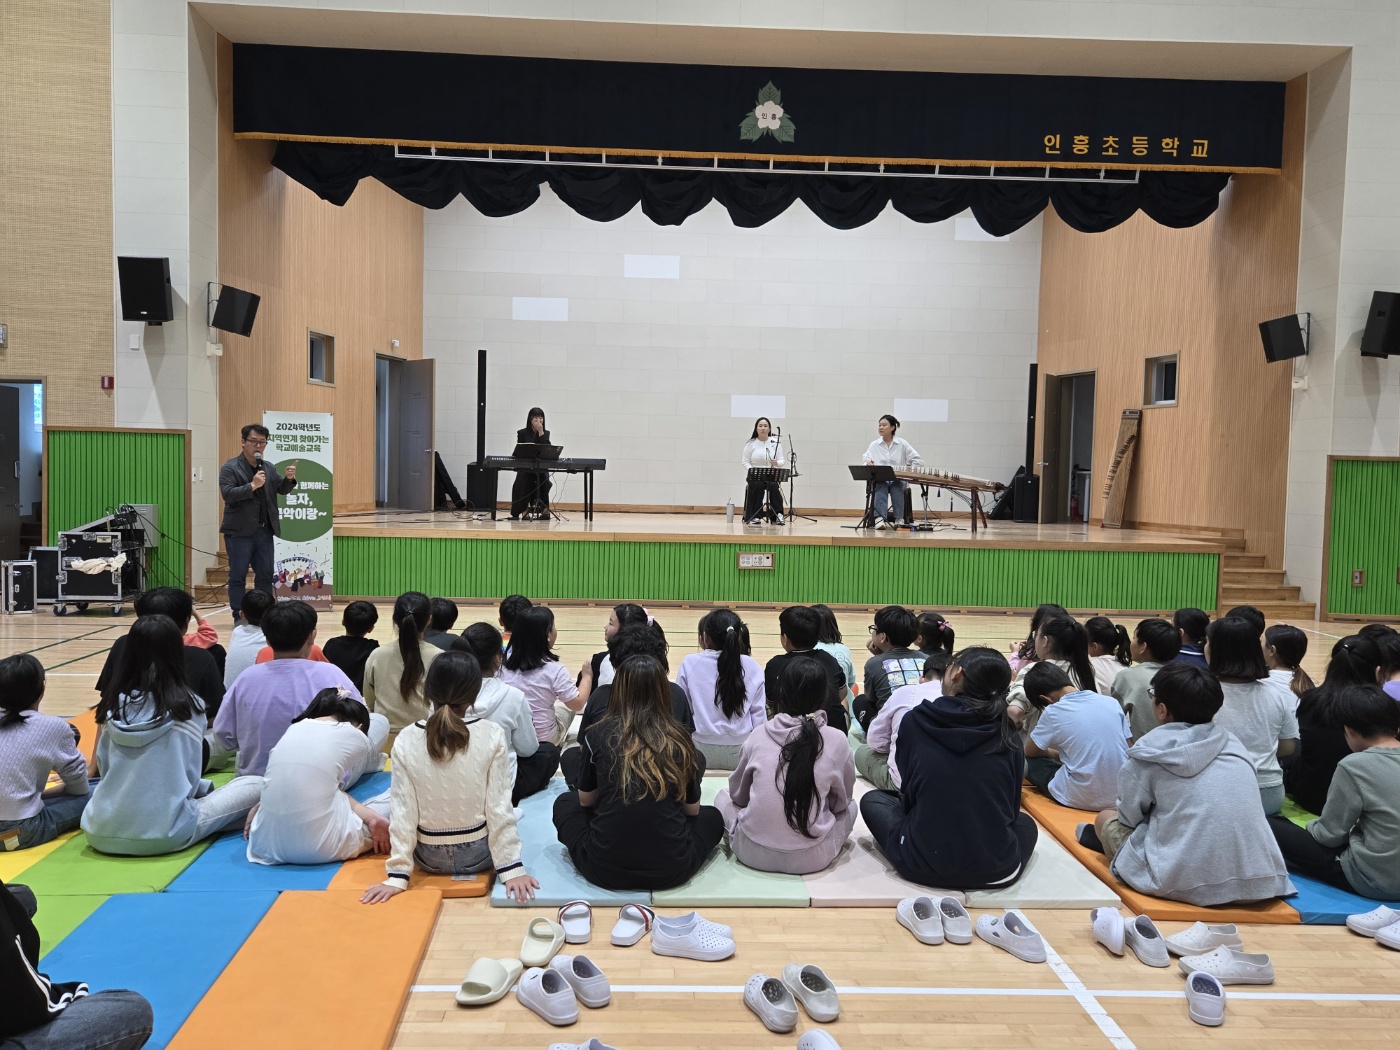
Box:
[1012,363,1040,523]
[465,348,498,513]
[1361,291,1400,358]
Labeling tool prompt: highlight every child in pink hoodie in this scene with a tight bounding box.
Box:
[715,656,856,874]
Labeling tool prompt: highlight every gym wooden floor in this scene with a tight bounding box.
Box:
[8,602,1398,1050]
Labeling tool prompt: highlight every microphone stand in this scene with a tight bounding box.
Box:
[783,430,818,525]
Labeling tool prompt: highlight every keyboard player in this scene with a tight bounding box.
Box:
[510,406,552,520]
[741,417,786,526]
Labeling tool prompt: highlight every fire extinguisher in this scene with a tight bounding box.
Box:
[1070,492,1081,522]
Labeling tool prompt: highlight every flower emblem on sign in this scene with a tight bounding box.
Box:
[740,82,795,143]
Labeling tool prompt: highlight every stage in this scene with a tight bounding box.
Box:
[332,509,1222,613]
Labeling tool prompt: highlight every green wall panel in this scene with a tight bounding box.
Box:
[46,429,187,588]
[336,535,1217,611]
[1327,459,1400,618]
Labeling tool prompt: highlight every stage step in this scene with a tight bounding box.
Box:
[1246,601,1320,621]
[1221,552,1267,569]
[1221,567,1287,587]
[1221,584,1302,603]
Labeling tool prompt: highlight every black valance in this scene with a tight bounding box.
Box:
[272,141,1231,235]
[237,44,1284,173]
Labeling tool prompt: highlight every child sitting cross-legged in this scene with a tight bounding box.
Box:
[0,654,89,851]
[1082,662,1294,906]
[322,600,380,693]
[362,650,538,905]
[854,651,947,792]
[1268,684,1400,901]
[1111,618,1182,742]
[715,655,856,875]
[1023,662,1131,812]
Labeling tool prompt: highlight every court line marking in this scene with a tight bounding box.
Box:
[1036,925,1137,1050]
[19,625,126,656]
[409,983,1400,1002]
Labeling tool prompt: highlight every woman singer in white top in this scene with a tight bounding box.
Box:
[741,417,786,526]
[862,414,923,529]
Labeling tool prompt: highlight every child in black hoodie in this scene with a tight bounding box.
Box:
[0,880,153,1048]
[860,646,1037,889]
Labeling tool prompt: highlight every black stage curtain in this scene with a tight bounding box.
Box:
[273,142,1230,235]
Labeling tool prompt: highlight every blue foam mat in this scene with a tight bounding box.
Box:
[491,778,650,908]
[164,771,392,893]
[1286,873,1400,925]
[40,890,277,1049]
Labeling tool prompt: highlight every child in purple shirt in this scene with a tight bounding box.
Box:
[0,655,89,851]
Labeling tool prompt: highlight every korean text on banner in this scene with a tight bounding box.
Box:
[262,411,333,609]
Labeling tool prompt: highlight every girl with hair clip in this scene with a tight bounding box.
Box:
[363,651,537,905]
[1085,616,1132,694]
[914,611,956,656]
[1265,624,1315,700]
[552,655,723,890]
[862,414,923,529]
[1006,615,1095,739]
[860,646,1038,889]
[811,604,857,704]
[0,654,89,852]
[500,605,587,746]
[1286,634,1383,814]
[584,603,664,689]
[1010,603,1068,671]
[509,406,553,520]
[741,417,787,526]
[82,616,264,856]
[716,656,856,874]
[245,688,393,866]
[363,592,441,746]
[1207,617,1300,816]
[676,608,767,769]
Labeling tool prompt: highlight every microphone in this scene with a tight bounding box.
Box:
[254,450,266,474]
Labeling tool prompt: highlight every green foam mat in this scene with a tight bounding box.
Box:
[20,833,214,896]
[1280,797,1318,829]
[34,894,108,958]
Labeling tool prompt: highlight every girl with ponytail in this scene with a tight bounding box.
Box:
[1286,634,1382,814]
[914,611,956,656]
[1005,615,1095,738]
[1264,624,1315,700]
[363,592,441,745]
[860,647,1039,890]
[715,656,856,874]
[363,651,538,905]
[676,608,767,769]
[1085,616,1133,694]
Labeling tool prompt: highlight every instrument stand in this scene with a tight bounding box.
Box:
[910,484,960,532]
[843,465,896,530]
[784,436,818,525]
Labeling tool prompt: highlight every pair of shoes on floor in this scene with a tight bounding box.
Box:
[1090,908,1170,966]
[517,956,612,1025]
[974,909,1046,963]
[896,896,972,945]
[1347,905,1400,949]
[651,910,736,961]
[744,964,839,1033]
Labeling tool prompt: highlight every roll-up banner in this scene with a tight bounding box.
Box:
[263,411,334,610]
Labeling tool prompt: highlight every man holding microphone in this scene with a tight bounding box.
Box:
[220,423,297,621]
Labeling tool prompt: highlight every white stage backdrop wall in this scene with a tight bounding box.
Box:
[424,186,1041,512]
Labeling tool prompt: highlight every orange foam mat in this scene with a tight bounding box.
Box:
[47,711,98,791]
[167,887,442,1050]
[328,852,493,898]
[1020,790,1300,925]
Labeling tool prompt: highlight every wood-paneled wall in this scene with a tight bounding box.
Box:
[216,36,423,512]
[0,0,114,426]
[1036,76,1306,568]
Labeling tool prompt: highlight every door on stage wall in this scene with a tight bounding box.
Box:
[1039,372,1095,525]
[0,385,20,560]
[396,358,436,511]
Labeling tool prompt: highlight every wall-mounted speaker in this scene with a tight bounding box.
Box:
[117,257,174,324]
[1360,291,1400,358]
[210,285,260,337]
[1259,314,1308,362]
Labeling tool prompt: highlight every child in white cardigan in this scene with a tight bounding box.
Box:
[361,650,538,904]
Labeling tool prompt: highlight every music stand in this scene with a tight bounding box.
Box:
[844,464,896,530]
[511,443,562,460]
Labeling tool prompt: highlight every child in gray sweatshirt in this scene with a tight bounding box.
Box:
[1269,684,1400,900]
[1087,662,1294,907]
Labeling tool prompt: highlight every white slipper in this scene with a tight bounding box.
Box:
[1162,921,1243,956]
[1091,908,1125,956]
[651,915,736,961]
[1178,947,1275,985]
[455,957,523,1006]
[609,903,655,946]
[939,897,973,944]
[1186,971,1226,1027]
[974,910,1046,963]
[1376,921,1400,951]
[896,896,943,945]
[558,901,592,945]
[1346,905,1400,938]
[1124,915,1170,967]
[549,1040,620,1050]
[744,973,799,1033]
[656,909,732,938]
[521,916,567,967]
[549,955,611,1009]
[797,1031,844,1050]
[781,963,840,1023]
[516,966,579,1026]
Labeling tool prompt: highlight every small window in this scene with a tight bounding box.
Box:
[309,331,335,385]
[1145,354,1177,406]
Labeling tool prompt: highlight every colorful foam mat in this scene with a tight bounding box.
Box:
[33,893,107,959]
[0,830,78,882]
[1284,872,1400,925]
[330,851,493,898]
[19,833,214,897]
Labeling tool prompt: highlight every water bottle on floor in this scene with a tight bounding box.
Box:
[725,499,734,523]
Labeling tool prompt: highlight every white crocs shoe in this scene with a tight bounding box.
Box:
[516,966,580,1026]
[797,1030,844,1050]
[1091,908,1125,956]
[1376,921,1400,951]
[651,916,736,961]
[1178,947,1275,985]
[655,910,732,938]
[549,955,611,1009]
[896,896,943,945]
[974,910,1046,963]
[1346,905,1400,938]
[744,973,799,1033]
[938,897,973,944]
[1185,971,1226,1027]
[1162,921,1243,957]
[1124,914,1170,968]
[781,963,840,1023]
